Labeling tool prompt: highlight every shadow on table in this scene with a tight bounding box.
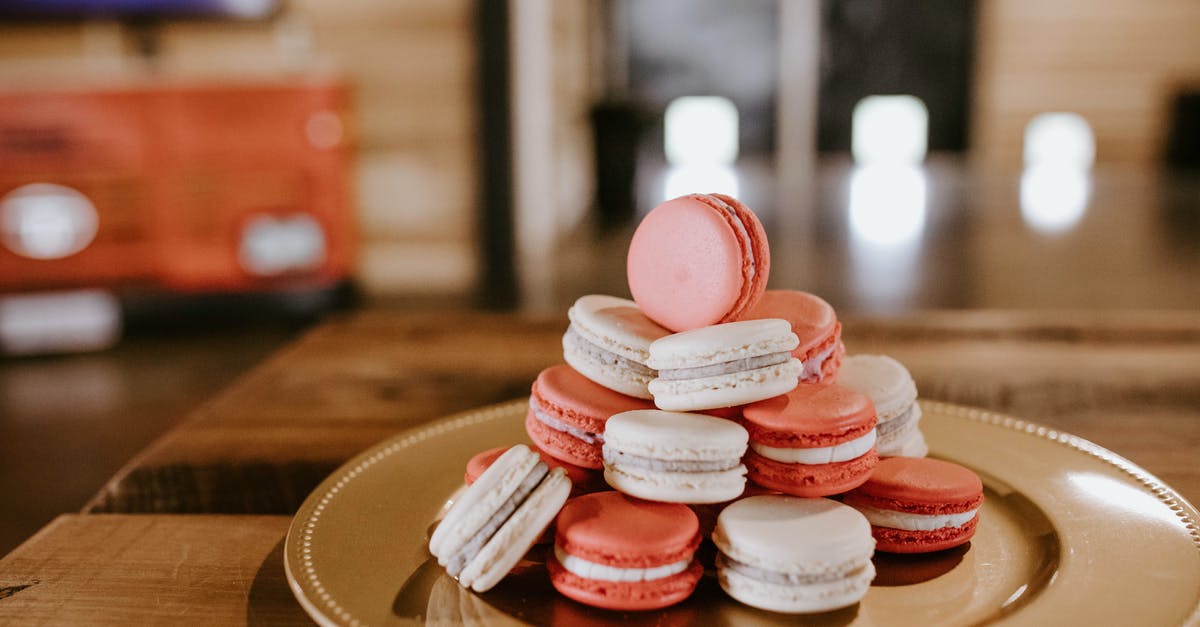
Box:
[247,537,315,625]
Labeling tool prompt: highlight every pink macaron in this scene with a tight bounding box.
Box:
[844,457,984,553]
[548,491,703,611]
[526,364,654,469]
[464,445,607,496]
[627,193,770,332]
[746,290,845,383]
[740,384,879,497]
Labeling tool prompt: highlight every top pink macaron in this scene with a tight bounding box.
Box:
[627,194,770,332]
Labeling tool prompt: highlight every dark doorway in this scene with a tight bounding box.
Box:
[818,0,977,153]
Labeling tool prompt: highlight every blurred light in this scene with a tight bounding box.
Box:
[848,164,926,246]
[1024,113,1095,170]
[306,111,343,150]
[852,95,928,165]
[664,96,739,166]
[662,165,739,202]
[1020,165,1090,234]
[239,213,327,276]
[0,289,120,355]
[220,0,276,18]
[0,183,99,260]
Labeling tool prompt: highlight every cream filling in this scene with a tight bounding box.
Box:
[554,545,690,583]
[752,429,876,464]
[602,445,741,472]
[563,326,655,377]
[799,342,837,382]
[655,351,790,381]
[877,403,920,439]
[444,462,548,576]
[853,504,978,531]
[529,396,602,444]
[716,553,867,586]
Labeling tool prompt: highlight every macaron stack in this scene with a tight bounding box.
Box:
[429,193,983,614]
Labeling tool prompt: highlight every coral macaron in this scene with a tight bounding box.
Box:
[465,445,606,496]
[548,491,703,611]
[747,290,845,383]
[526,365,654,469]
[843,456,984,553]
[741,384,879,497]
[627,193,770,332]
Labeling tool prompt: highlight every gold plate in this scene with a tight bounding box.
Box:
[285,401,1200,626]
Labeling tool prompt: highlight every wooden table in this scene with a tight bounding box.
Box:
[1,309,1198,623]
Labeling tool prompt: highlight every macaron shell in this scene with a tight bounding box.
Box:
[718,560,874,614]
[650,359,803,412]
[568,294,671,362]
[627,194,767,332]
[465,444,604,494]
[603,464,747,504]
[547,554,703,611]
[533,364,654,433]
[563,339,656,399]
[711,193,770,323]
[745,449,879,498]
[741,383,877,448]
[803,336,845,383]
[872,513,980,553]
[746,290,838,357]
[850,457,983,515]
[555,492,700,569]
[458,468,572,591]
[837,354,918,420]
[526,411,603,469]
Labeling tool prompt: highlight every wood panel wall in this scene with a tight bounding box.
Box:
[973,0,1200,168]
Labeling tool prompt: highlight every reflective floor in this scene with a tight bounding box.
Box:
[551,155,1200,314]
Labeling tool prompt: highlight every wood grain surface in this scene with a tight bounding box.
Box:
[84,309,1200,515]
[0,514,309,625]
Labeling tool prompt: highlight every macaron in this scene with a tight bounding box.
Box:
[741,384,879,497]
[627,193,770,332]
[843,456,983,553]
[646,319,802,411]
[713,495,876,613]
[465,445,606,496]
[548,491,703,611]
[602,409,749,504]
[836,354,928,457]
[746,290,845,383]
[526,364,654,469]
[429,444,571,592]
[563,294,671,399]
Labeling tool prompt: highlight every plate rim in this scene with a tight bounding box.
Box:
[284,399,1200,627]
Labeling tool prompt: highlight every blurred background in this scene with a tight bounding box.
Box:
[1,0,1198,554]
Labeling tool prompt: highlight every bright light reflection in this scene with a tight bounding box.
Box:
[662,165,739,202]
[848,165,926,246]
[0,183,99,260]
[1020,165,1090,234]
[1066,472,1179,526]
[239,214,327,276]
[852,95,929,165]
[1024,113,1095,170]
[664,96,739,167]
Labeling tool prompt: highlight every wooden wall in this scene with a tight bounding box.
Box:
[973,0,1200,168]
[0,0,479,296]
